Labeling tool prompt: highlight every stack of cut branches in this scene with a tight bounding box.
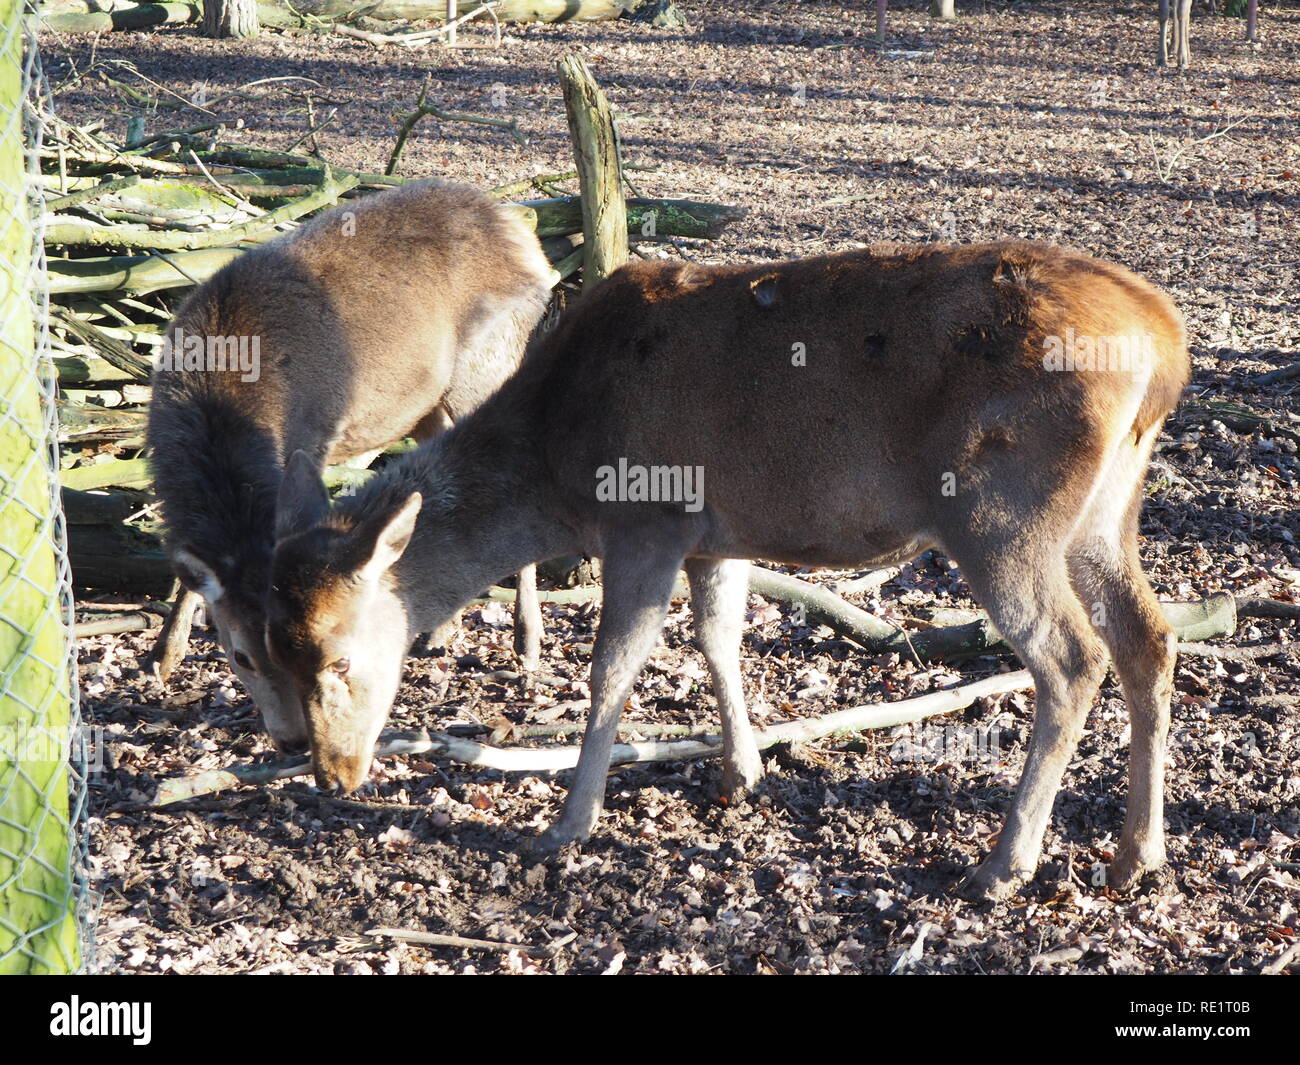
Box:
[41,112,744,598]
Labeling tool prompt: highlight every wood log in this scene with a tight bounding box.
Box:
[60,456,151,491]
[749,567,1237,657]
[270,0,640,23]
[747,567,902,646]
[38,1,197,32]
[45,172,357,250]
[524,196,746,240]
[55,353,138,386]
[49,247,245,296]
[557,54,627,288]
[57,402,147,447]
[47,196,742,295]
[40,0,634,16]
[63,489,171,596]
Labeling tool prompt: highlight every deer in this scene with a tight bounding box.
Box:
[147,178,554,755]
[264,240,1189,899]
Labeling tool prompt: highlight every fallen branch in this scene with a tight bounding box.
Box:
[1177,640,1299,662]
[151,670,1034,804]
[333,1,499,45]
[45,171,359,250]
[365,927,573,958]
[523,196,746,241]
[49,196,742,297]
[835,567,901,596]
[1238,596,1300,622]
[748,568,1238,658]
[49,247,247,296]
[747,566,902,646]
[75,611,163,637]
[1252,361,1300,387]
[148,587,202,683]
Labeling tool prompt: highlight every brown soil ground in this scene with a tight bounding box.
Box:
[48,0,1299,974]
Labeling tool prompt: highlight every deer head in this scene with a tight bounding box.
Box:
[263,452,423,791]
[171,548,309,755]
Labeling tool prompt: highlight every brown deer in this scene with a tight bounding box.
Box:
[147,178,553,754]
[265,241,1188,899]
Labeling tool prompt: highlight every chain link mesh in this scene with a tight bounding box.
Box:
[0,7,92,974]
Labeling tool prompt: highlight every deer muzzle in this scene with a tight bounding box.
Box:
[304,680,380,794]
[311,746,371,794]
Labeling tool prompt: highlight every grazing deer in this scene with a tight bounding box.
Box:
[147,179,553,753]
[265,241,1188,899]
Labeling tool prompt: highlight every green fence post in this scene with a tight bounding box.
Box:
[0,1,79,975]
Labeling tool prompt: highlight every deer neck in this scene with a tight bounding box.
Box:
[373,423,574,635]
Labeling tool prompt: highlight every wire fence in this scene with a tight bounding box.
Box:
[0,5,92,974]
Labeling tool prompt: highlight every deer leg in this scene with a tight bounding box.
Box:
[407,405,462,652]
[1157,0,1170,66]
[532,537,684,852]
[686,557,763,801]
[147,585,201,684]
[956,554,1108,900]
[1176,0,1191,69]
[513,562,542,672]
[1069,540,1176,892]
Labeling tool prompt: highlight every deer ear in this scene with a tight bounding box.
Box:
[276,450,330,541]
[356,492,422,583]
[174,548,224,603]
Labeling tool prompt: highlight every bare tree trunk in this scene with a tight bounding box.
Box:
[875,0,886,41]
[1246,0,1257,43]
[203,0,258,37]
[929,0,955,17]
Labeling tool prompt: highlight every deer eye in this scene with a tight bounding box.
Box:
[232,650,257,674]
[329,657,351,676]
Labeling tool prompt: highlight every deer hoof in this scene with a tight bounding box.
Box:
[527,821,589,857]
[960,860,1030,902]
[1110,846,1166,894]
[721,761,763,804]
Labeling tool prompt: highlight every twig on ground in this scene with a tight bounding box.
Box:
[150,670,1036,805]
[366,927,575,958]
[1148,117,1248,183]
[1177,640,1299,662]
[386,76,526,176]
[1237,597,1300,622]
